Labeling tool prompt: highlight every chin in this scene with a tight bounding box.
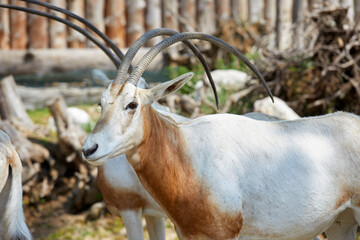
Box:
[86,157,108,166]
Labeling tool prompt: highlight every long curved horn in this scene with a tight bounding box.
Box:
[114,28,219,108]
[20,0,128,69]
[127,32,274,102]
[0,4,120,68]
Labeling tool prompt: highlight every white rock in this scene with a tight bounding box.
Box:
[254,96,300,120]
[203,69,249,91]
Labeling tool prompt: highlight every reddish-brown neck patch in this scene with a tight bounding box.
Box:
[97,166,144,211]
[129,106,242,239]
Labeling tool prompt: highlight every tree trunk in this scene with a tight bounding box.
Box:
[355,0,360,29]
[324,0,340,8]
[308,0,323,12]
[126,0,146,45]
[145,0,162,45]
[198,0,216,34]
[49,0,67,49]
[0,0,10,49]
[0,48,163,75]
[85,0,105,47]
[248,0,264,23]
[276,0,294,50]
[105,0,126,48]
[47,96,87,163]
[28,0,49,49]
[180,0,196,31]
[163,0,179,31]
[216,0,231,23]
[47,96,100,212]
[9,0,27,49]
[264,0,276,30]
[340,0,355,25]
[0,75,35,131]
[67,0,85,48]
[293,0,307,49]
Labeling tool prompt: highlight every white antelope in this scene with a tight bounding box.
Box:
[0,3,221,239]
[94,69,325,240]
[0,130,32,240]
[81,30,360,240]
[0,3,330,239]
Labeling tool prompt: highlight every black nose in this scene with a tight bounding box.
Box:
[82,144,98,158]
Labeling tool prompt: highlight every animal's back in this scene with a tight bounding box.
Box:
[177,112,360,239]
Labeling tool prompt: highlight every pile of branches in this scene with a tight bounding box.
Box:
[0,75,100,214]
[259,8,360,116]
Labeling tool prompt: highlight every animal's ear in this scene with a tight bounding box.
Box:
[149,72,194,102]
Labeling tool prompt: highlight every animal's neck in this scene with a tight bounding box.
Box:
[126,106,243,239]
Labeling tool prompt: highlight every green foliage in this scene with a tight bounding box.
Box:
[215,52,260,73]
[27,108,51,125]
[289,58,315,72]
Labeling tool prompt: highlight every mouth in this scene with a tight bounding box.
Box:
[83,153,111,166]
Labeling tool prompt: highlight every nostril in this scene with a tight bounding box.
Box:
[82,144,99,158]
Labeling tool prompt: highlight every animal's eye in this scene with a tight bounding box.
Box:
[125,101,138,110]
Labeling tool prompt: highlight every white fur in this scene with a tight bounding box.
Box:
[84,74,353,239]
[0,130,32,240]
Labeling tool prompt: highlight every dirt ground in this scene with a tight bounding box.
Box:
[24,196,178,240]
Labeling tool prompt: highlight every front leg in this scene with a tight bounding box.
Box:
[119,208,144,240]
[145,216,166,240]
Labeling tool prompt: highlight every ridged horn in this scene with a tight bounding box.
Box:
[114,28,219,108]
[127,32,274,102]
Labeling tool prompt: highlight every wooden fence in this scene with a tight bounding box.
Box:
[0,0,359,51]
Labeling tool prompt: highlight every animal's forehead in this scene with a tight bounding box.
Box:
[102,83,137,102]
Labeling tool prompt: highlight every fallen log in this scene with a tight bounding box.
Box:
[47,96,86,163]
[0,120,48,187]
[47,96,100,212]
[0,75,35,132]
[0,48,165,75]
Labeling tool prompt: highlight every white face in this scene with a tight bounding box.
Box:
[82,82,149,166]
[82,72,194,166]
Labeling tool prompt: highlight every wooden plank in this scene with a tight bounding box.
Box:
[216,0,231,23]
[276,0,294,50]
[163,0,179,31]
[145,0,162,46]
[293,0,308,49]
[355,0,360,29]
[49,0,67,49]
[248,0,264,23]
[9,0,27,49]
[85,0,105,47]
[264,0,276,29]
[28,0,49,49]
[0,0,10,49]
[324,0,340,8]
[180,0,196,31]
[126,0,146,45]
[105,0,126,48]
[340,0,355,24]
[67,0,85,48]
[198,0,216,34]
[308,0,323,12]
